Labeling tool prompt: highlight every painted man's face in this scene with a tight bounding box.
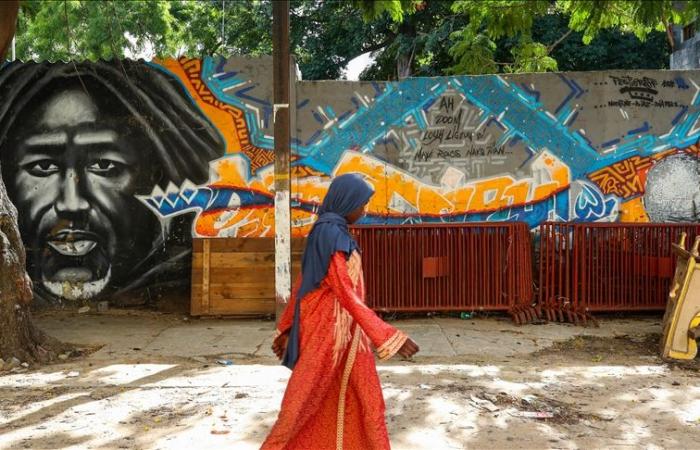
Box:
[1,86,161,301]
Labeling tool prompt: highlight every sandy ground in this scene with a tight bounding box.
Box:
[0,311,699,449]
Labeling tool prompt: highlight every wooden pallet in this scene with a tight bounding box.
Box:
[191,238,304,316]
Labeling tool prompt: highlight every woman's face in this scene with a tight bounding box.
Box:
[345,204,366,224]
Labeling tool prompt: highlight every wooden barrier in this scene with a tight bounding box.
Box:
[191,238,304,316]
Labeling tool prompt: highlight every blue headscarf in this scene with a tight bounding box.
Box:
[282,173,375,369]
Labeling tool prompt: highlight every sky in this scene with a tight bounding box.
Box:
[343,51,375,81]
[123,32,375,82]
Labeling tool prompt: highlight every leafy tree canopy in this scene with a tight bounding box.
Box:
[11,0,690,79]
[445,0,696,74]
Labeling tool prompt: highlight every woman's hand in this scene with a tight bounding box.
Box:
[397,337,419,359]
[272,331,289,360]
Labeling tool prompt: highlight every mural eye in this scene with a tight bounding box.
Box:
[25,160,59,177]
[87,159,122,176]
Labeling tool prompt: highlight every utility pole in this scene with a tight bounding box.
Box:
[0,1,18,61]
[272,0,292,325]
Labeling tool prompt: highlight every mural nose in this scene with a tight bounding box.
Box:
[55,169,89,216]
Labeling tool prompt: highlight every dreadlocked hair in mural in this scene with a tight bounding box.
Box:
[0,60,225,186]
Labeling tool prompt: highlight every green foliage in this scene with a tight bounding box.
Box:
[8,0,688,79]
[447,0,553,73]
[447,30,498,75]
[186,0,273,56]
[531,13,671,71]
[452,0,551,40]
[446,0,697,75]
[360,0,470,79]
[15,0,275,61]
[14,0,388,80]
[561,0,685,44]
[508,40,558,73]
[17,0,180,61]
[351,0,421,22]
[292,0,384,80]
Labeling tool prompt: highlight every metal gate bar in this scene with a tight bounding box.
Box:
[538,222,700,319]
[351,223,533,317]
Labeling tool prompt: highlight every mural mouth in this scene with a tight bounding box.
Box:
[39,229,111,298]
[48,240,97,256]
[46,230,101,257]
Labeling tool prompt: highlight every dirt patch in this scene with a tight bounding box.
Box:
[0,386,73,411]
[533,333,700,370]
[545,333,659,357]
[534,333,649,360]
[488,392,609,425]
[418,383,608,426]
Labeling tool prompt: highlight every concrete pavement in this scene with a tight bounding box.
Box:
[32,309,662,363]
[3,310,700,450]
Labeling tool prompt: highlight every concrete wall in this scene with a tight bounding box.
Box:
[291,71,700,228]
[2,57,700,308]
[671,31,700,69]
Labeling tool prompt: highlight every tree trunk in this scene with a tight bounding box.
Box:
[396,20,416,79]
[0,1,66,365]
[0,175,65,363]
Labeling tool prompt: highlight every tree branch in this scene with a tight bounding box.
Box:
[360,36,395,54]
[360,33,396,54]
[547,28,573,53]
[661,14,675,51]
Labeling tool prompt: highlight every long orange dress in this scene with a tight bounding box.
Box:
[262,251,408,450]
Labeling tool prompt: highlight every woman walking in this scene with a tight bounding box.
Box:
[262,173,419,450]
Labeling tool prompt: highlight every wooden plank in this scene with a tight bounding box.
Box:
[191,239,204,316]
[209,297,276,315]
[193,252,303,269]
[192,238,306,253]
[195,248,304,258]
[202,239,211,314]
[192,253,302,273]
[211,294,275,314]
[191,283,202,316]
[192,252,273,268]
[193,265,301,284]
[209,284,275,299]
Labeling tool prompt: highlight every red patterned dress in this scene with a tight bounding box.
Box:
[262,251,408,450]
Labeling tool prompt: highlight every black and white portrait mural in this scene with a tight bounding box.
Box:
[0,60,225,305]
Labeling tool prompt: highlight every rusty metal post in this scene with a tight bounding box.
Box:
[273,0,292,325]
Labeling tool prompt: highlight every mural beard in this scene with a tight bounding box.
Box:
[0,61,225,305]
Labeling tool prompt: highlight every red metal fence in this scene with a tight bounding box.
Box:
[538,222,700,321]
[347,221,700,323]
[351,223,533,315]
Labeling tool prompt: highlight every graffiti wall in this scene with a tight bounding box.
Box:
[2,56,700,307]
[292,73,700,228]
[0,57,274,306]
